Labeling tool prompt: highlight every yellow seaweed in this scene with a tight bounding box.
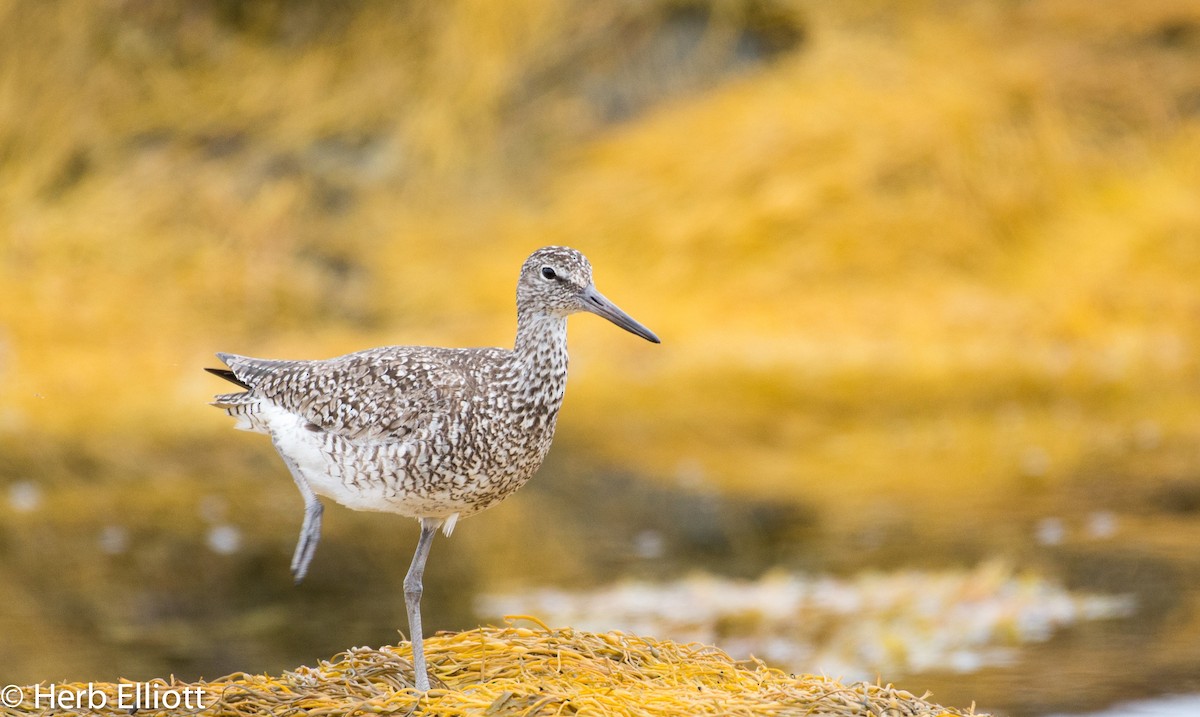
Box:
[9,622,983,716]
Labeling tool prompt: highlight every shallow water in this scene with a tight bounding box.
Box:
[1047,695,1200,717]
[2,448,1198,717]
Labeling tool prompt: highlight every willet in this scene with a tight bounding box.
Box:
[206,246,659,691]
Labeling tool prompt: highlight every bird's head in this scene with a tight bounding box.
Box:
[517,246,660,343]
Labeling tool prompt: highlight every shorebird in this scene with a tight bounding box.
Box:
[206,246,659,691]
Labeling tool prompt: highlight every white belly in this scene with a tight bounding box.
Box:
[257,401,467,521]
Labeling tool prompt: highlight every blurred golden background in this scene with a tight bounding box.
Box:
[2,1,1199,715]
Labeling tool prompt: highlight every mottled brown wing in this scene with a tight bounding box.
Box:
[216,347,471,442]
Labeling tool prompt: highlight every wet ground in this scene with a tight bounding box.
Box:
[2,442,1198,717]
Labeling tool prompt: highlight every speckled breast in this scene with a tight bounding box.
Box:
[301,393,561,520]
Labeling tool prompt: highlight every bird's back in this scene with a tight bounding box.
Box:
[214,346,491,438]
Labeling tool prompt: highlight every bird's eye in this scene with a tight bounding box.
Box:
[540,266,557,281]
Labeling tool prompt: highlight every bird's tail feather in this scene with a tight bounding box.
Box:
[206,367,251,389]
[210,391,261,431]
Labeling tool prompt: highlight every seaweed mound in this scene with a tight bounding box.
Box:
[10,621,983,716]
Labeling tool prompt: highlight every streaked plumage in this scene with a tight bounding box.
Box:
[207,246,659,691]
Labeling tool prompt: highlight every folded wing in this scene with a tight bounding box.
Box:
[210,347,474,442]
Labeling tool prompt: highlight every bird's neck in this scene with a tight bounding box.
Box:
[512,309,569,400]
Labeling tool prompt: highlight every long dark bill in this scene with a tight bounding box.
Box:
[581,286,661,344]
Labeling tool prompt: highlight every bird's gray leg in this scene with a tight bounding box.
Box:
[291,492,323,584]
[276,450,323,584]
[404,518,439,691]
